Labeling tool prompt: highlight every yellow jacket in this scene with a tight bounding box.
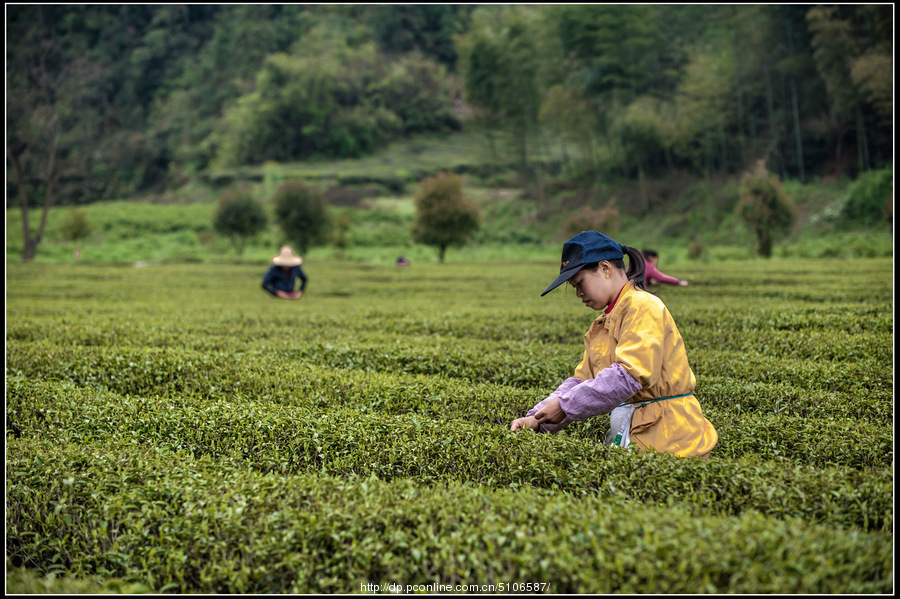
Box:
[574,282,718,458]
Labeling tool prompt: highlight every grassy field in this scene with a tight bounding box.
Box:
[5,257,894,593]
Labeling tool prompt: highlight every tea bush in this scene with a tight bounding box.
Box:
[6,439,892,594]
[5,257,893,593]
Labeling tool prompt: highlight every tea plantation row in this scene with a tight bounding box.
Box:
[5,258,893,593]
[7,439,890,594]
[5,363,891,472]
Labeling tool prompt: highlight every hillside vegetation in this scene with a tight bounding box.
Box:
[8,6,892,212]
[8,5,892,264]
[5,130,893,267]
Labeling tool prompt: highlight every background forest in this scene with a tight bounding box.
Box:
[6,4,894,262]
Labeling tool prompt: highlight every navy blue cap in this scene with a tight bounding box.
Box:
[541,231,624,296]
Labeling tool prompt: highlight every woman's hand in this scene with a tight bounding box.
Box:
[510,415,538,432]
[276,290,303,299]
[534,396,566,425]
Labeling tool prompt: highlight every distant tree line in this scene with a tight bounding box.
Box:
[459,4,891,185]
[7,4,892,212]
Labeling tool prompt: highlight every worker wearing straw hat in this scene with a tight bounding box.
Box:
[262,245,308,300]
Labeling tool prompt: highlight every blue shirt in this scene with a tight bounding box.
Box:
[262,265,308,295]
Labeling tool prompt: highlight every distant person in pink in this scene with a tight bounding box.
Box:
[642,249,689,287]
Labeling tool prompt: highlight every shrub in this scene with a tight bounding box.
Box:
[272,180,331,254]
[213,187,268,255]
[841,167,892,228]
[331,212,352,256]
[58,208,93,244]
[687,239,704,260]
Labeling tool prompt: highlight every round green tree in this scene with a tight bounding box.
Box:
[59,208,93,258]
[736,161,797,257]
[213,187,268,256]
[272,180,331,255]
[412,171,480,263]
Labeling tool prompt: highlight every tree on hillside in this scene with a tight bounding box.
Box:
[543,4,668,180]
[458,6,544,173]
[6,7,107,261]
[213,187,268,255]
[213,26,458,167]
[806,5,893,176]
[148,5,305,175]
[669,47,736,179]
[272,180,332,255]
[539,85,603,178]
[736,161,797,258]
[411,172,480,263]
[367,4,475,69]
[614,96,678,208]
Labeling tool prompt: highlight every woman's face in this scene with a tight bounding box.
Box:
[567,263,620,311]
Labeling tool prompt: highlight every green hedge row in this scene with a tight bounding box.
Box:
[12,300,891,342]
[7,378,891,531]
[7,340,893,420]
[690,348,888,394]
[697,376,891,422]
[7,438,892,594]
[7,301,891,362]
[5,560,152,595]
[7,337,891,423]
[8,372,892,472]
[684,327,891,363]
[6,336,575,392]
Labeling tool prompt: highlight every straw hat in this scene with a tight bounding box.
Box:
[271,245,303,266]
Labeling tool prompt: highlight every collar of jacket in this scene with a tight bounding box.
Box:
[596,281,635,329]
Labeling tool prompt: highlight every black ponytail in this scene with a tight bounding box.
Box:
[611,245,646,291]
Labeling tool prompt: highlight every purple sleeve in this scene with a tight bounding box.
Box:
[525,377,582,434]
[526,377,582,417]
[558,363,642,420]
[525,365,642,434]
